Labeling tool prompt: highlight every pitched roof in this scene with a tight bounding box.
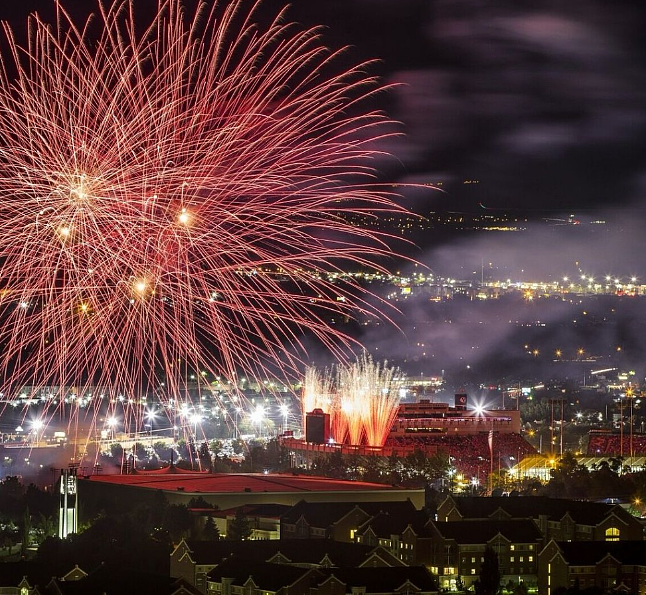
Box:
[318,566,437,593]
[0,561,45,588]
[43,568,200,595]
[206,557,318,591]
[448,496,625,525]
[432,519,543,544]
[281,499,417,526]
[180,539,379,568]
[556,541,646,566]
[357,509,430,538]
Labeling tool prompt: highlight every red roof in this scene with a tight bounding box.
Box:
[84,472,401,494]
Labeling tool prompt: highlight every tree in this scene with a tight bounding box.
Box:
[475,546,500,595]
[210,440,224,458]
[545,451,590,499]
[110,443,124,460]
[199,442,212,472]
[34,513,56,544]
[20,506,31,558]
[187,496,217,509]
[163,504,191,542]
[227,508,253,541]
[202,516,221,541]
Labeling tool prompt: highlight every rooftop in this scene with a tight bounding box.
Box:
[433,519,543,544]
[84,471,404,495]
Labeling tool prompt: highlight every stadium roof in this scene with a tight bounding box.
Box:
[84,471,406,495]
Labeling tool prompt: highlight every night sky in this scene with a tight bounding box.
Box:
[1,0,645,261]
[1,1,645,386]
[293,0,646,217]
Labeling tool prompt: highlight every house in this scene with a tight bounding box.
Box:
[312,567,437,595]
[280,499,419,541]
[354,503,543,589]
[205,559,438,595]
[205,557,321,595]
[191,503,290,540]
[43,572,201,595]
[0,560,80,594]
[0,563,200,595]
[355,509,431,564]
[538,540,646,595]
[171,539,404,594]
[436,495,644,541]
[421,519,543,590]
[0,575,42,595]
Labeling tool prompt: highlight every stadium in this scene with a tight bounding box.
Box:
[282,394,537,484]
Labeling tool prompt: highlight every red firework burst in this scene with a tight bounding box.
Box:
[303,354,404,448]
[0,1,403,433]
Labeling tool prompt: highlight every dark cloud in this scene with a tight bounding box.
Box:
[380,0,646,212]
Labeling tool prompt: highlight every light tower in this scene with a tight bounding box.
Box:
[58,467,78,538]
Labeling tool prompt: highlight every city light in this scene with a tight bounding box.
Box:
[250,405,266,426]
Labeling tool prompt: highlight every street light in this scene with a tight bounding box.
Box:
[250,405,265,437]
[234,407,242,439]
[279,403,290,434]
[31,419,44,444]
[190,412,202,440]
[107,416,118,441]
[145,408,157,444]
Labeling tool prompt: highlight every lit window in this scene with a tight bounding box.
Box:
[529,556,534,562]
[471,557,476,563]
[605,528,620,541]
[510,545,515,551]
[520,556,524,562]
[471,569,476,575]
[510,557,514,562]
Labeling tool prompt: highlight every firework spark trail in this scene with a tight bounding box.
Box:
[354,353,403,447]
[305,354,403,447]
[337,360,366,446]
[0,0,406,435]
[302,366,332,435]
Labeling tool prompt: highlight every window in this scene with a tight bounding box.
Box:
[510,545,515,551]
[350,530,356,540]
[605,528,620,541]
[471,569,476,575]
[520,556,524,562]
[510,557,515,562]
[430,567,439,575]
[444,568,455,575]
[529,556,534,562]
[471,557,476,563]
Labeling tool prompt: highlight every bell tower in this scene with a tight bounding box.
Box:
[58,467,78,538]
